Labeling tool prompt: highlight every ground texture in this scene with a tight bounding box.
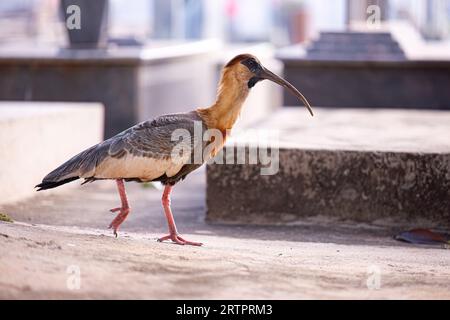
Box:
[1,170,449,299]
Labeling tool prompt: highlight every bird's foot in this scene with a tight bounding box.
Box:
[108,207,130,237]
[157,233,202,246]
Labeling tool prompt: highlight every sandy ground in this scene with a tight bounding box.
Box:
[1,169,449,299]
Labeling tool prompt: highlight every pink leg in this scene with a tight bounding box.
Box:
[157,185,202,246]
[108,179,130,237]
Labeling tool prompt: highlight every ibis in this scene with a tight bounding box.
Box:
[36,54,313,246]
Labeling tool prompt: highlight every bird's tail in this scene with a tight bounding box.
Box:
[35,176,80,191]
[35,142,108,191]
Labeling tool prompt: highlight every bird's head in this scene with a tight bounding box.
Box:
[224,54,313,116]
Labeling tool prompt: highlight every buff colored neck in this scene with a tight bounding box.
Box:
[197,68,250,133]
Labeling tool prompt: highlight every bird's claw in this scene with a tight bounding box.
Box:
[157,233,202,246]
[108,207,130,238]
[108,223,119,237]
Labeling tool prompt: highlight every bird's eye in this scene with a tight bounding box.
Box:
[247,59,258,71]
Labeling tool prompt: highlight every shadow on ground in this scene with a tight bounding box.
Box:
[1,168,445,249]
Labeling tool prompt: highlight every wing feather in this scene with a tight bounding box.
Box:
[91,112,203,180]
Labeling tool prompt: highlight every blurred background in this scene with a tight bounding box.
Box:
[0,0,449,136]
[0,0,450,204]
[0,0,450,46]
[0,0,449,45]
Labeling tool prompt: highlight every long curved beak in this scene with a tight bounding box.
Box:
[260,67,314,117]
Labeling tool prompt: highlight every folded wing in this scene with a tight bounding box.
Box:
[36,112,204,190]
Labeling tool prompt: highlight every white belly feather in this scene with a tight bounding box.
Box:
[83,153,185,181]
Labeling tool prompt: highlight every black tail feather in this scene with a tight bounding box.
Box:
[35,176,80,191]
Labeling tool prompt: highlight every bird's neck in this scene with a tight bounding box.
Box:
[197,68,249,135]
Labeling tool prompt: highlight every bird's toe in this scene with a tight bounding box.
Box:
[177,235,202,246]
[157,234,202,246]
[108,207,130,238]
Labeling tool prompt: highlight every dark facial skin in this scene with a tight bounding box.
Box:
[241,57,263,88]
[240,57,314,116]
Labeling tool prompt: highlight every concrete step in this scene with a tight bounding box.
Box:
[281,59,450,109]
[306,31,406,60]
[206,108,450,226]
[0,101,104,204]
[319,32,394,43]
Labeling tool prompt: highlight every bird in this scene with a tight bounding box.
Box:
[35,54,313,246]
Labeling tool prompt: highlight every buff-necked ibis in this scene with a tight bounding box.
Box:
[35,54,313,246]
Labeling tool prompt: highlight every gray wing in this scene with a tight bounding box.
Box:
[40,112,205,184]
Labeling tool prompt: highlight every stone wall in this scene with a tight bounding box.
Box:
[0,102,103,204]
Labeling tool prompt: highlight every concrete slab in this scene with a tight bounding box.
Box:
[236,107,450,153]
[0,102,103,204]
[276,42,450,109]
[0,40,221,138]
[206,108,450,226]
